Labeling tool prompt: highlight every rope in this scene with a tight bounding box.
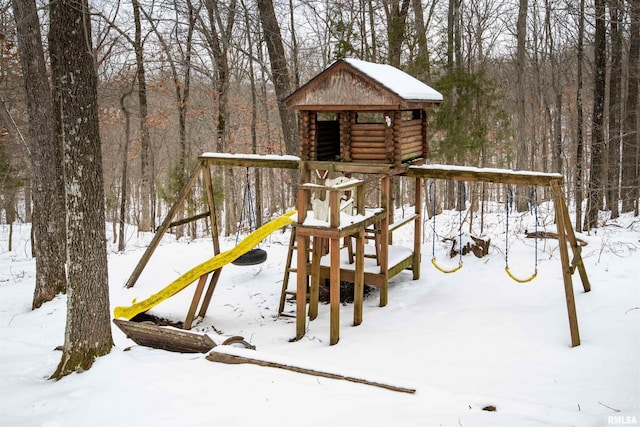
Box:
[504,188,538,283]
[235,168,257,245]
[429,181,463,274]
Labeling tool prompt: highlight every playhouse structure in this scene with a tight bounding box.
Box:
[115,58,590,350]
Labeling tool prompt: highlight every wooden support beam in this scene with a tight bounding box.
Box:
[203,163,221,255]
[197,268,223,318]
[550,180,581,347]
[166,211,210,229]
[554,185,591,292]
[124,162,204,288]
[388,213,419,234]
[408,164,564,187]
[305,160,395,175]
[379,176,390,307]
[296,163,311,341]
[184,274,209,330]
[309,237,322,321]
[413,177,423,280]
[330,236,341,345]
[199,153,299,169]
[354,228,365,326]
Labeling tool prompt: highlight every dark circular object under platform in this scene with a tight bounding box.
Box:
[232,248,268,266]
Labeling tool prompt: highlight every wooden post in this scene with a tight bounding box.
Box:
[379,175,390,307]
[309,237,322,320]
[550,180,581,347]
[184,274,209,329]
[356,183,365,215]
[354,228,365,326]
[197,268,223,318]
[295,232,308,340]
[329,188,341,345]
[555,186,591,292]
[296,163,311,341]
[203,163,221,255]
[124,162,204,288]
[413,177,423,280]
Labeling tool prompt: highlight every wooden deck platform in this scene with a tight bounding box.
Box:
[318,244,414,289]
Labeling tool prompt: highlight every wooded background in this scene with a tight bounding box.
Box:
[1,0,638,247]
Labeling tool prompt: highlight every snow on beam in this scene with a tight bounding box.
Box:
[199,152,300,169]
[407,164,564,186]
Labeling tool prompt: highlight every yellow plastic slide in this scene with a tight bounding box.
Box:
[113,210,297,320]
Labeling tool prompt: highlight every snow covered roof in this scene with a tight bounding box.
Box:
[342,58,443,102]
[285,58,443,110]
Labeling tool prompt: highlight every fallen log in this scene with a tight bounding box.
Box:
[113,319,255,353]
[114,319,215,353]
[206,347,416,394]
[525,230,588,246]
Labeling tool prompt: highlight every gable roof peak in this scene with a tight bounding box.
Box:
[339,58,443,102]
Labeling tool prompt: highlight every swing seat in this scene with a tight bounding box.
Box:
[505,266,537,283]
[431,258,463,274]
[232,248,268,266]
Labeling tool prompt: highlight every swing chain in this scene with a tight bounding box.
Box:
[235,167,257,245]
[504,187,538,283]
[429,181,464,273]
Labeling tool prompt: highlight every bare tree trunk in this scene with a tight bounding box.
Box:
[24,180,31,223]
[288,0,300,89]
[545,0,562,174]
[410,0,434,79]
[607,0,622,218]
[118,89,133,252]
[384,0,411,67]
[202,0,236,236]
[575,0,585,232]
[384,0,410,213]
[243,0,263,227]
[368,0,378,61]
[447,0,457,70]
[256,0,298,157]
[132,0,153,232]
[138,0,196,238]
[49,0,112,379]
[584,0,607,230]
[12,0,67,309]
[515,0,529,211]
[621,0,639,213]
[257,0,298,208]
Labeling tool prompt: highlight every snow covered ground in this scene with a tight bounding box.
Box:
[0,207,638,427]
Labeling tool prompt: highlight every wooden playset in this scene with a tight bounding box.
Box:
[114,58,590,352]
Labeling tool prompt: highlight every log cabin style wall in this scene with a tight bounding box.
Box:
[285,58,442,168]
[297,109,430,164]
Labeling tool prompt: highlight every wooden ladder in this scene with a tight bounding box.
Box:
[277,226,304,318]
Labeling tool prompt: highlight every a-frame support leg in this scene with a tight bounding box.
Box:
[183,269,223,329]
[550,180,581,347]
[184,274,209,329]
[552,181,590,292]
[124,162,205,289]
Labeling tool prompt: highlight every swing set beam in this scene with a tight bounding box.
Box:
[407,164,564,186]
[408,164,590,348]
